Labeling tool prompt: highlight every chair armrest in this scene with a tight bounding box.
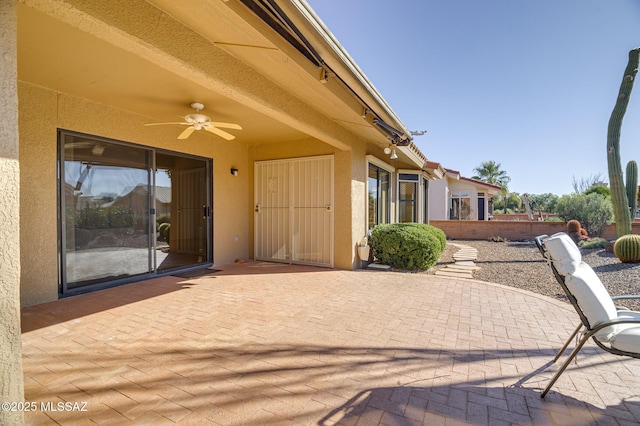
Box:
[612,295,640,301]
[589,316,640,337]
[612,295,640,311]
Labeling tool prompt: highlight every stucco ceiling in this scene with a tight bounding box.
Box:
[16,1,354,146]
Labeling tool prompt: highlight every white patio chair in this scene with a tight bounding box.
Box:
[535,232,640,398]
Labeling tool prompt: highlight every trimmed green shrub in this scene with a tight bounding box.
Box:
[369,223,446,270]
[614,234,640,263]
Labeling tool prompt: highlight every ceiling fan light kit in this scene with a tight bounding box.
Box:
[145,102,242,141]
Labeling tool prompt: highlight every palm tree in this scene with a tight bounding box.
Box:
[472,161,511,214]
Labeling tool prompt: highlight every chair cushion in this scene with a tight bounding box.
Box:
[610,311,640,352]
[564,262,618,341]
[545,232,582,275]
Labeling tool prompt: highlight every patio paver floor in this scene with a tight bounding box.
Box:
[21,261,640,425]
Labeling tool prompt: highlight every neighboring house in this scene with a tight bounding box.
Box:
[429,168,502,221]
[101,185,172,218]
[6,0,444,309]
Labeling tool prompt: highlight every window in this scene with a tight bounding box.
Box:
[368,163,390,229]
[398,174,418,223]
[449,191,471,220]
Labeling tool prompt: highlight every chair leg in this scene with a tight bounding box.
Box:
[541,332,591,398]
[553,323,584,362]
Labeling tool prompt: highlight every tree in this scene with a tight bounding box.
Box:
[585,185,611,198]
[472,160,511,187]
[472,160,511,213]
[571,173,606,194]
[527,193,559,214]
[555,193,613,237]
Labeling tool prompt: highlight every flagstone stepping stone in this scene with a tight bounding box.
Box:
[437,243,479,279]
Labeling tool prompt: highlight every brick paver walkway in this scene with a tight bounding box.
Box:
[21,261,640,425]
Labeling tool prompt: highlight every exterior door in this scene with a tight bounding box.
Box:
[156,154,211,272]
[478,197,485,221]
[254,156,333,267]
[59,130,212,294]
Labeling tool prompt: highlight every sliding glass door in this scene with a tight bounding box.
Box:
[155,153,210,272]
[59,131,211,293]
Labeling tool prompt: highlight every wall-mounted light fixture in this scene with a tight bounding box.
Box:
[230,167,238,176]
[383,146,392,155]
[390,149,398,160]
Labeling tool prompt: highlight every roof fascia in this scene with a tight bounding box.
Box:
[281,0,416,145]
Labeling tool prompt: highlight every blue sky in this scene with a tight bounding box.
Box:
[305,0,640,196]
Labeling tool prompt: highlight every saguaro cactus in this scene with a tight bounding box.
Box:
[627,160,638,221]
[607,48,640,238]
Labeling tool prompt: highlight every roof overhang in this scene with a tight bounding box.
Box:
[17,0,434,163]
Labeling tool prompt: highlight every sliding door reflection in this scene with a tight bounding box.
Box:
[62,136,151,289]
[155,154,210,272]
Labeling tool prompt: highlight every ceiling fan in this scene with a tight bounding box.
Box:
[145,102,242,140]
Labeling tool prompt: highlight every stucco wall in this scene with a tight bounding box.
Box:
[428,177,448,220]
[18,83,249,307]
[0,1,25,423]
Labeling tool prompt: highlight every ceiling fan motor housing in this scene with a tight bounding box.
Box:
[184,113,210,124]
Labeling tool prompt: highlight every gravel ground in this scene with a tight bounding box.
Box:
[432,239,640,311]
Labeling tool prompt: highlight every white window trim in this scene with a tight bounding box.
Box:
[397,169,431,223]
[367,155,395,172]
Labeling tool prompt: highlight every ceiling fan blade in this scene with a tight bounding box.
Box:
[145,122,189,126]
[177,126,196,140]
[205,126,236,140]
[210,122,242,130]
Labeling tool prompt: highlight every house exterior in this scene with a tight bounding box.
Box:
[1,1,447,413]
[429,168,502,221]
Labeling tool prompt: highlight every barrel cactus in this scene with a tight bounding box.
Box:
[614,234,640,263]
[626,160,638,221]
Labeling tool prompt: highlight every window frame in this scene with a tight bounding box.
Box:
[366,156,394,230]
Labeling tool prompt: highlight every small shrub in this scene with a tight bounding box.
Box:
[370,223,446,270]
[73,228,92,248]
[578,238,607,249]
[77,205,109,228]
[567,219,581,233]
[543,217,563,222]
[488,235,507,242]
[566,219,589,244]
[109,205,134,228]
[95,231,119,247]
[614,234,640,263]
[158,222,171,241]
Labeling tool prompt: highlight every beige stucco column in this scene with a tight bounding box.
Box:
[0,1,25,424]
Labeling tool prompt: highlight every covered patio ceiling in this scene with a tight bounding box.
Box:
[17,0,405,152]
